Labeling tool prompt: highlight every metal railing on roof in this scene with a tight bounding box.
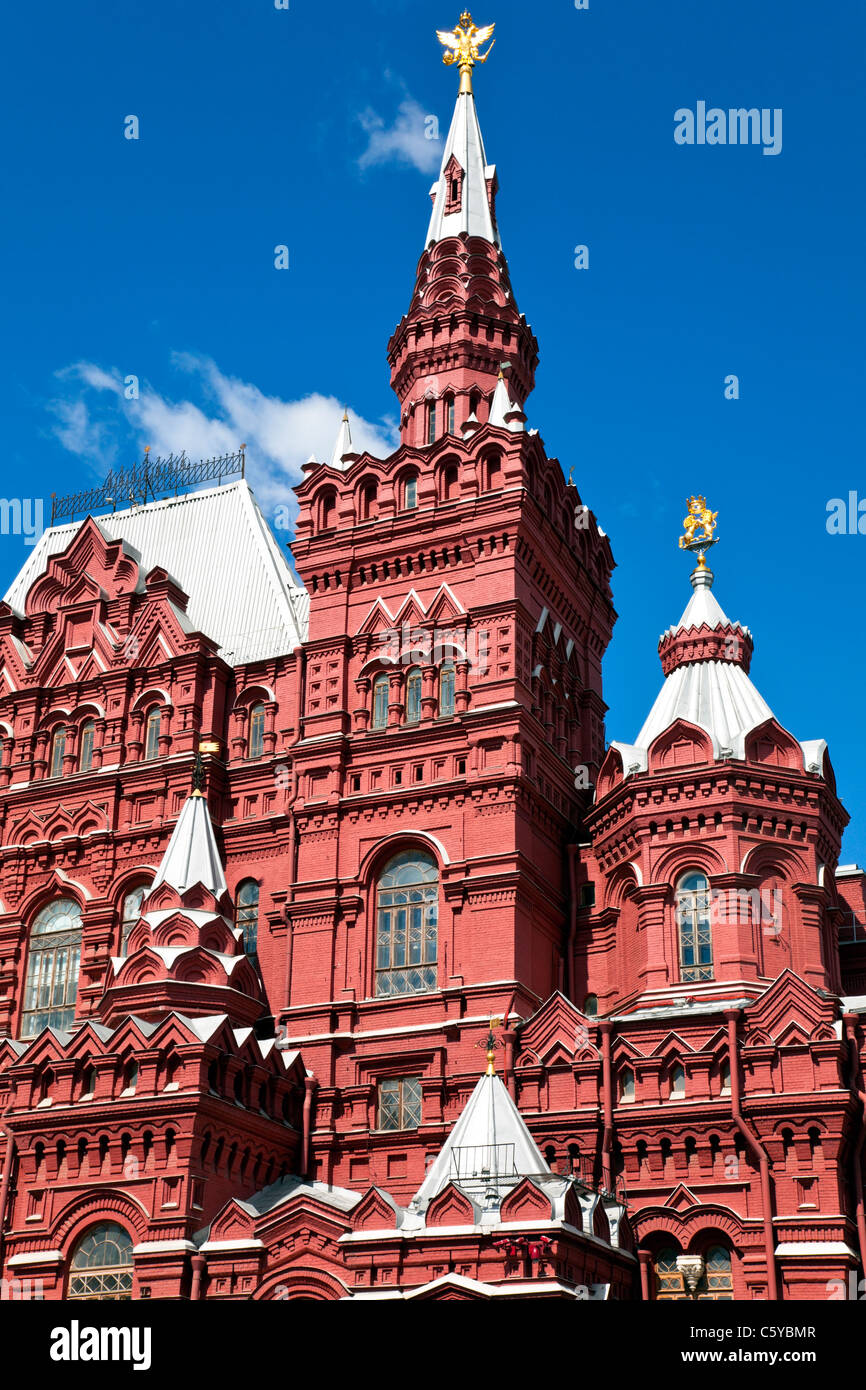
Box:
[50,447,246,525]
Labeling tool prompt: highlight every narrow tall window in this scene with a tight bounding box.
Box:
[68,1223,133,1301]
[676,871,714,981]
[144,708,161,760]
[378,1077,422,1131]
[320,491,336,529]
[669,1063,685,1099]
[49,727,66,778]
[618,1067,635,1103]
[427,402,437,445]
[445,396,455,435]
[375,850,438,997]
[120,884,149,957]
[438,660,455,718]
[78,721,95,773]
[372,674,390,730]
[248,703,265,760]
[404,473,418,510]
[237,880,260,955]
[405,668,422,725]
[22,898,83,1037]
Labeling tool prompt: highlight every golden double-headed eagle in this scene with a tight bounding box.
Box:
[436,12,496,93]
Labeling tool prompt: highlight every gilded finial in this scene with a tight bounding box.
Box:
[191,748,205,797]
[678,495,718,570]
[436,12,496,95]
[480,1016,503,1076]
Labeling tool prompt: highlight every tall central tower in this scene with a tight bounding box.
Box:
[284,13,616,1198]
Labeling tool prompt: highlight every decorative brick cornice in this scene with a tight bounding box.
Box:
[658,622,753,677]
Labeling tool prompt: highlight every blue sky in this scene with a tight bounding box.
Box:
[2,0,864,861]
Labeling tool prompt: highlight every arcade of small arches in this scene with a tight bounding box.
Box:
[0,690,282,789]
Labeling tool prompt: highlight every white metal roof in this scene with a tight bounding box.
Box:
[610,567,821,779]
[411,1071,549,1211]
[4,479,309,665]
[151,792,228,898]
[426,91,499,247]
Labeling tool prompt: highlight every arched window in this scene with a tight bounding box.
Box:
[248,703,266,760]
[583,994,598,1017]
[68,1222,133,1300]
[237,880,260,955]
[49,726,66,778]
[405,668,422,725]
[426,401,437,445]
[22,898,83,1037]
[360,481,378,521]
[144,707,161,760]
[675,871,713,981]
[699,1246,734,1300]
[375,850,438,997]
[319,490,337,530]
[654,1247,687,1300]
[441,463,459,501]
[618,1067,635,1103]
[438,661,455,718]
[484,455,502,491]
[445,396,455,436]
[669,1063,685,1099]
[120,884,149,957]
[403,473,418,510]
[372,674,390,730]
[78,721,95,772]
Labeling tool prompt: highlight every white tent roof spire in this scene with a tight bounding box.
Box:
[151,791,228,898]
[426,89,499,247]
[411,1070,549,1211]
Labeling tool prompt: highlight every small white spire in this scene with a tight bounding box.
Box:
[426,89,499,248]
[151,793,227,898]
[488,372,526,433]
[329,409,355,472]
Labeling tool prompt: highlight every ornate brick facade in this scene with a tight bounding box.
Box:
[0,48,862,1304]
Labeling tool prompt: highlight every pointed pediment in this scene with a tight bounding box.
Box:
[745,970,835,1041]
[499,1177,551,1223]
[425,1182,477,1228]
[665,1183,700,1212]
[351,1187,400,1232]
[208,1198,256,1244]
[26,517,141,618]
[518,991,596,1068]
[650,1031,698,1061]
[354,584,466,639]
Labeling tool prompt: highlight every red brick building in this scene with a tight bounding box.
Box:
[0,30,863,1303]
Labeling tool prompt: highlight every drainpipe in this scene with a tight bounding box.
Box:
[0,1119,17,1284]
[843,1013,866,1279]
[566,845,578,1003]
[502,988,517,1099]
[599,1020,614,1193]
[725,1009,779,1301]
[190,1253,206,1302]
[301,1075,319,1178]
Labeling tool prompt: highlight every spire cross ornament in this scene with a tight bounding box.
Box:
[436,12,496,95]
[678,494,719,570]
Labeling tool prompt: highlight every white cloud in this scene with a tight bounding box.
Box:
[358,97,442,174]
[48,356,399,530]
